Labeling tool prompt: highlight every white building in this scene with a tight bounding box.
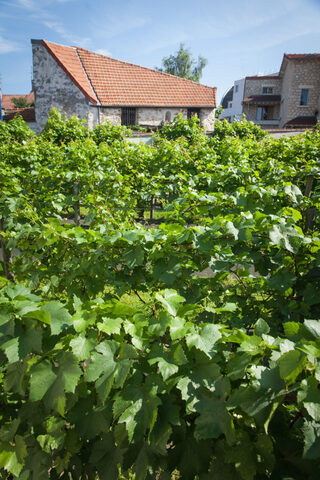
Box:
[219,78,245,122]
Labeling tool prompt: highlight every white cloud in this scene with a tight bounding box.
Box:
[92,12,151,40]
[95,48,112,57]
[0,35,21,54]
[16,0,36,8]
[43,20,91,47]
[13,0,74,7]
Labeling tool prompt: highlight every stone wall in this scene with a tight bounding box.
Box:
[137,107,187,126]
[98,107,122,125]
[32,40,90,132]
[199,108,215,131]
[279,59,320,127]
[94,106,215,131]
[244,77,281,97]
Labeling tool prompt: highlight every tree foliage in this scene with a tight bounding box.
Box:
[11,97,34,108]
[0,110,320,479]
[156,43,207,82]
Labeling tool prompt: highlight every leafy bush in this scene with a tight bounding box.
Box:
[40,109,89,145]
[0,115,35,144]
[90,121,129,145]
[213,118,267,141]
[159,114,206,144]
[1,112,320,479]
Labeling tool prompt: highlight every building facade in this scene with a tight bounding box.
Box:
[220,78,245,122]
[220,53,320,129]
[31,39,216,133]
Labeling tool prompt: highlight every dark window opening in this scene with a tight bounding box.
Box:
[121,107,136,126]
[256,106,274,121]
[300,89,308,106]
[165,111,172,122]
[262,87,273,94]
[188,108,200,119]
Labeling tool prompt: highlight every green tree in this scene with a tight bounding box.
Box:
[156,43,207,82]
[11,97,33,108]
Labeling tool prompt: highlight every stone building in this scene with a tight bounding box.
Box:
[31,39,216,133]
[220,53,320,129]
[1,92,36,131]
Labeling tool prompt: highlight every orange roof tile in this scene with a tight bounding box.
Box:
[42,40,216,108]
[284,53,320,60]
[42,40,98,104]
[2,92,34,110]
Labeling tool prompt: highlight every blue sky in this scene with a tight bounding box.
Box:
[1,0,320,102]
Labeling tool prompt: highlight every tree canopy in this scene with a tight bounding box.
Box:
[156,43,207,82]
[11,97,34,108]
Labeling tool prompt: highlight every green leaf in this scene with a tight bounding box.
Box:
[98,317,123,335]
[72,308,97,333]
[123,246,144,268]
[224,433,256,480]
[278,350,306,383]
[89,433,122,480]
[149,311,171,336]
[117,383,161,442]
[226,221,238,240]
[57,351,82,393]
[297,377,320,421]
[42,301,71,335]
[269,224,298,253]
[156,289,185,316]
[177,361,221,412]
[194,395,235,444]
[70,334,96,360]
[304,319,320,340]
[29,359,57,401]
[186,324,222,358]
[302,420,320,459]
[5,360,28,395]
[170,316,187,340]
[85,340,118,383]
[149,395,180,454]
[0,444,24,477]
[254,318,270,336]
[18,327,42,358]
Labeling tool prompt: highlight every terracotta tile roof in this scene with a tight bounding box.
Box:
[4,107,36,122]
[284,53,320,60]
[243,95,281,104]
[2,92,34,110]
[42,40,98,104]
[42,40,216,108]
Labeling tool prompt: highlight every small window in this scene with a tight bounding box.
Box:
[228,101,232,108]
[262,87,273,94]
[165,111,172,122]
[187,108,200,119]
[300,89,308,106]
[121,107,136,126]
[235,85,239,93]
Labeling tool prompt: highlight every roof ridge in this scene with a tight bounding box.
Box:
[284,53,320,58]
[75,48,100,104]
[76,46,216,92]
